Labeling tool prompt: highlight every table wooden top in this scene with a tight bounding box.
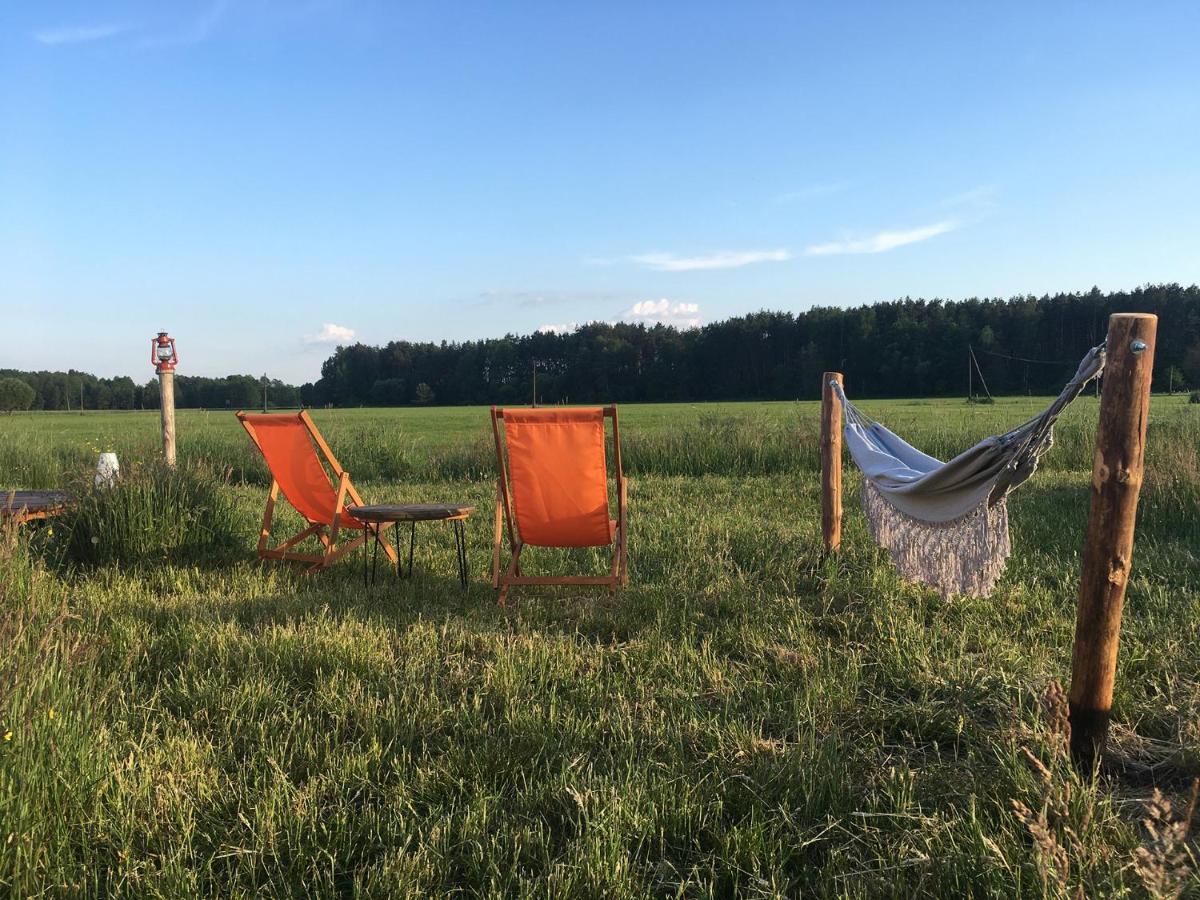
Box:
[1,490,72,519]
[348,503,475,523]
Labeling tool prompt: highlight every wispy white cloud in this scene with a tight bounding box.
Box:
[621,299,702,329]
[140,0,231,48]
[630,249,791,272]
[304,323,355,345]
[803,220,957,256]
[772,182,849,204]
[34,23,131,45]
[537,322,580,335]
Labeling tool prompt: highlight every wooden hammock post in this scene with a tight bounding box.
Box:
[821,372,844,555]
[1069,312,1157,771]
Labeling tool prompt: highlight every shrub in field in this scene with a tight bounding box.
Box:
[51,461,246,568]
[1190,390,1199,404]
[0,377,36,414]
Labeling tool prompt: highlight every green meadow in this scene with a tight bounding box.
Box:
[2,398,1198,897]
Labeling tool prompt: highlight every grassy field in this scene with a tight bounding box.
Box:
[2,398,1198,897]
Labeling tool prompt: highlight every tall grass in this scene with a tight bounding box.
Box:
[0,524,113,894]
[46,461,248,569]
[1,397,1197,485]
[0,400,1197,895]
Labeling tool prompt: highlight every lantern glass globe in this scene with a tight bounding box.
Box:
[156,344,173,362]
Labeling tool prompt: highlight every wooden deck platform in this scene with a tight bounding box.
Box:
[2,491,72,525]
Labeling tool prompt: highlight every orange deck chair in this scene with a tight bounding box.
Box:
[490,406,628,604]
[236,410,398,573]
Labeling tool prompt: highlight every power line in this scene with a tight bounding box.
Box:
[975,347,1078,366]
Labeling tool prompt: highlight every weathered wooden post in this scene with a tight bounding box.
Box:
[151,331,179,467]
[821,372,844,555]
[1069,313,1157,771]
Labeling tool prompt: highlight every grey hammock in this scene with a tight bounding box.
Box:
[832,344,1106,597]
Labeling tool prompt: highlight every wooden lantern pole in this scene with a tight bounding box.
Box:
[153,332,178,467]
[821,372,844,555]
[1069,312,1157,770]
[159,369,176,467]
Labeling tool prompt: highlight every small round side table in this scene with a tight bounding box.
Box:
[348,503,475,588]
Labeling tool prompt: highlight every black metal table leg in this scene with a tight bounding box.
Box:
[348,506,474,591]
[408,520,417,578]
[400,518,410,580]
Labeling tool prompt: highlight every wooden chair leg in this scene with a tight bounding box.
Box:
[620,528,629,586]
[618,479,629,586]
[498,544,522,607]
[493,495,502,589]
[258,482,279,559]
[608,538,621,597]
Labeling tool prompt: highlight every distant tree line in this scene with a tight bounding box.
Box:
[4,285,1199,411]
[0,371,301,412]
[304,284,1200,406]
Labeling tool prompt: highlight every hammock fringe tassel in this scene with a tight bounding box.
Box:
[861,480,1010,599]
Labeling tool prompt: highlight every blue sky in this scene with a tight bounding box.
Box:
[3,1,1199,383]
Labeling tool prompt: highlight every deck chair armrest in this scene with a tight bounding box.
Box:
[345,481,367,509]
[330,471,351,538]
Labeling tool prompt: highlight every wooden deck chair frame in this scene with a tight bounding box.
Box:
[236,410,398,574]
[490,405,628,605]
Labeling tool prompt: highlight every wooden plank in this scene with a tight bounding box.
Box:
[1,491,72,524]
[499,575,618,586]
[348,503,475,523]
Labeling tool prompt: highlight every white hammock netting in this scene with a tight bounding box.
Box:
[833,344,1107,598]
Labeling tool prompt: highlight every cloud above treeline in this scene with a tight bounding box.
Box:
[304,323,356,345]
[539,299,703,334]
[622,299,701,328]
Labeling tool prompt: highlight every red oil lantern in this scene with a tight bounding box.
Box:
[151,331,178,373]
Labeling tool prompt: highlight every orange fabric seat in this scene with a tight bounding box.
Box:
[239,414,364,529]
[502,408,613,547]
[237,411,394,573]
[491,405,628,604]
